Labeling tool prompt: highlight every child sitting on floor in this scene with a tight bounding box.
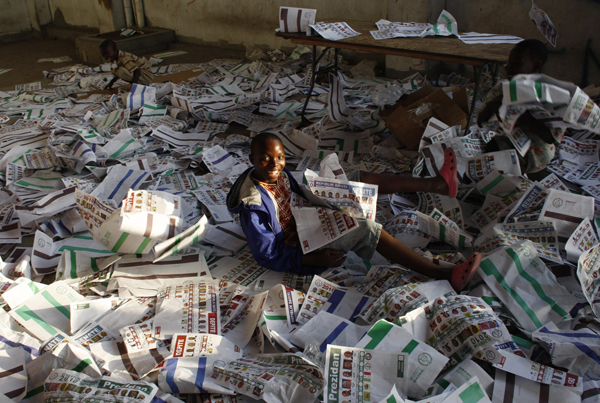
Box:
[226,133,481,292]
[99,39,154,89]
[477,39,564,174]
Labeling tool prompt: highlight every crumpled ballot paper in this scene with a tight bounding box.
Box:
[1,37,600,403]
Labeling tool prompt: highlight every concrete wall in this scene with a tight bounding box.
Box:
[143,0,387,47]
[33,0,52,26]
[385,0,445,74]
[447,0,600,85]
[9,0,600,85]
[142,0,599,84]
[47,0,125,33]
[0,0,32,36]
[48,0,100,29]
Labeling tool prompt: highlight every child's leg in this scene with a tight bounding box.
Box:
[113,67,134,82]
[376,229,480,292]
[359,148,458,197]
[137,69,154,85]
[360,171,448,195]
[322,219,479,291]
[375,230,451,279]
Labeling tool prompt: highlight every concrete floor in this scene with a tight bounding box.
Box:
[0,39,246,92]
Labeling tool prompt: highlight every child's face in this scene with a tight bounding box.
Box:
[101,47,118,63]
[506,48,540,79]
[249,139,286,184]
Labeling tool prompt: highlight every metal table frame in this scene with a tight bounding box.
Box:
[276,20,513,129]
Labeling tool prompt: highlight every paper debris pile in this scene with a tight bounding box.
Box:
[0,42,599,403]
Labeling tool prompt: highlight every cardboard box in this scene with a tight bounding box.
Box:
[450,87,470,116]
[384,87,468,150]
[379,86,435,118]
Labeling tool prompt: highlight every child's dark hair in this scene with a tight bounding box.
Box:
[514,39,548,67]
[99,39,118,51]
[250,133,283,154]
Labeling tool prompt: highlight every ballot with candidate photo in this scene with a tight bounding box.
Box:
[153,280,221,340]
[120,189,182,241]
[279,7,316,33]
[292,195,360,254]
[324,345,410,402]
[305,175,378,220]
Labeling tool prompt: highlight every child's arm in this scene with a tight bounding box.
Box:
[240,209,325,275]
[477,95,502,126]
[106,76,118,89]
[477,83,504,127]
[516,111,556,144]
[302,249,346,267]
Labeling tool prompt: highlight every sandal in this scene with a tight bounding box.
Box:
[439,147,458,198]
[451,253,482,292]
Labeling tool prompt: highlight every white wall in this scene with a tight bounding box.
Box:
[0,0,32,36]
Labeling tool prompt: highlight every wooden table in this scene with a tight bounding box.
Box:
[276,20,515,128]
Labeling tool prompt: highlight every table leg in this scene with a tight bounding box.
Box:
[466,63,486,132]
[491,63,499,87]
[299,45,319,127]
[299,46,334,127]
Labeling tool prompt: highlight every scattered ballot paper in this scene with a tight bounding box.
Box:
[279,6,316,33]
[566,217,599,263]
[459,32,523,45]
[310,22,361,41]
[153,279,220,340]
[370,21,432,40]
[421,10,458,37]
[292,195,360,254]
[324,345,413,402]
[211,354,325,401]
[529,0,558,47]
[1,31,600,403]
[120,189,183,241]
[15,81,42,91]
[44,368,159,402]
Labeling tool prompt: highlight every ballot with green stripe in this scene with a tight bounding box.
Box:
[443,377,492,403]
[478,240,577,333]
[9,281,85,341]
[502,76,572,106]
[153,216,209,262]
[75,189,157,255]
[55,250,120,281]
[355,319,449,399]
